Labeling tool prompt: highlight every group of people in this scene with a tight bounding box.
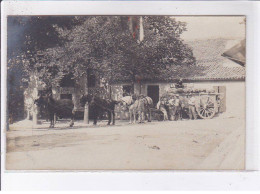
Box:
[156,93,197,121]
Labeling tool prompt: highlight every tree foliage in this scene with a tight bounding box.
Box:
[49,16,195,88]
[8,16,84,86]
[8,16,196,89]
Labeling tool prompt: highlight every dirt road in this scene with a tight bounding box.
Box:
[5,116,245,170]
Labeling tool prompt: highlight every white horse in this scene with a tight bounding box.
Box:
[120,95,153,123]
[120,96,138,123]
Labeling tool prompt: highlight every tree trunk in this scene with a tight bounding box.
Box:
[84,103,89,124]
[139,81,142,94]
[109,85,112,99]
[83,71,89,124]
[32,104,38,126]
[131,72,135,95]
[26,109,30,120]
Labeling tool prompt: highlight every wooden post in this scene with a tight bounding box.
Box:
[84,102,89,124]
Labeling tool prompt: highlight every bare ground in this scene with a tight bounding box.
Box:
[5,116,245,170]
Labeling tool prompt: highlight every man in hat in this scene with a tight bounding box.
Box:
[173,94,181,121]
[168,95,175,121]
[188,94,197,120]
[137,94,145,123]
[157,97,168,121]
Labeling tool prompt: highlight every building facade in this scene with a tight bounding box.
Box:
[110,38,246,119]
[23,38,245,122]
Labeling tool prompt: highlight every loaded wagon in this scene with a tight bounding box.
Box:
[159,87,224,120]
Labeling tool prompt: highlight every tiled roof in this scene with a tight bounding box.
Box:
[111,38,246,83]
[187,61,245,81]
[185,38,245,80]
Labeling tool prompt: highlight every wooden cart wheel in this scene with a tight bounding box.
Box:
[197,96,216,119]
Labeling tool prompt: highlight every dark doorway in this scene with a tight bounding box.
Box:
[147,85,159,107]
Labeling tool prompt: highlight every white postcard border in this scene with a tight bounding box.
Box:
[1,0,260,190]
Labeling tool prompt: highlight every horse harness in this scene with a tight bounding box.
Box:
[121,98,135,111]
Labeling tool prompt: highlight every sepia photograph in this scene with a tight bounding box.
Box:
[6,15,246,170]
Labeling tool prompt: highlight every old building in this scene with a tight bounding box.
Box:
[111,38,246,119]
[23,38,245,122]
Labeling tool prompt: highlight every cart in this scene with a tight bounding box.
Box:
[161,88,223,119]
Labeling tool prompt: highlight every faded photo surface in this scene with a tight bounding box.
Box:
[6,16,246,170]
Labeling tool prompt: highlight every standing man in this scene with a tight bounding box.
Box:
[179,97,185,120]
[188,94,197,120]
[137,95,145,123]
[168,96,175,121]
[174,94,181,121]
[157,97,168,121]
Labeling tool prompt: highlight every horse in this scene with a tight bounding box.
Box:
[120,95,153,123]
[34,94,76,128]
[120,95,138,123]
[136,95,153,123]
[80,94,119,125]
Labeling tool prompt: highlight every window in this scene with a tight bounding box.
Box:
[123,85,132,96]
[60,74,75,87]
[60,94,72,100]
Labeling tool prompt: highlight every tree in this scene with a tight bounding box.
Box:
[110,16,195,82]
[7,16,84,122]
[7,15,196,122]
[8,16,85,87]
[50,16,195,94]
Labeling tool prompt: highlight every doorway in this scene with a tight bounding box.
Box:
[147,85,159,107]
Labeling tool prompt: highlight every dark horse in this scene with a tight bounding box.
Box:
[80,94,119,125]
[35,95,75,128]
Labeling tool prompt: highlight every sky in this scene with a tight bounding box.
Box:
[172,16,245,40]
